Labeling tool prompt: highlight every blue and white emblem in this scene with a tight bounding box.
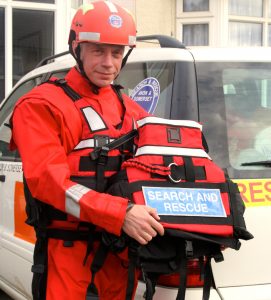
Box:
[109,15,123,28]
[130,77,160,114]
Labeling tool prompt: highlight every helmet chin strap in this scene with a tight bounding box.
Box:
[121,47,134,69]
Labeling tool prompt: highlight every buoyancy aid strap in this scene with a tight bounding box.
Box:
[79,156,122,171]
[111,84,126,129]
[202,132,209,153]
[91,129,138,192]
[226,179,254,241]
[46,79,82,101]
[90,129,138,161]
[161,156,206,181]
[31,228,48,300]
[176,248,188,300]
[86,242,109,300]
[143,273,159,300]
[46,227,99,241]
[125,241,140,300]
[166,228,240,250]
[202,257,213,300]
[183,156,196,182]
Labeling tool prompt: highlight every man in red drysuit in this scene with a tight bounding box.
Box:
[9,1,164,299]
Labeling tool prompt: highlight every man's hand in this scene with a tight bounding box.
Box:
[122,205,165,245]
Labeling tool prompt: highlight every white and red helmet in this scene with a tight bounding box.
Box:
[69,1,137,48]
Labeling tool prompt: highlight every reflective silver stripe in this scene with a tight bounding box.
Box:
[82,107,106,131]
[79,32,100,42]
[104,1,118,12]
[65,184,90,218]
[137,117,202,130]
[129,35,136,46]
[74,138,115,150]
[135,146,211,159]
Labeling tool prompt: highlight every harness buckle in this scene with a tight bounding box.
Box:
[97,146,109,166]
[185,240,194,258]
[168,162,182,183]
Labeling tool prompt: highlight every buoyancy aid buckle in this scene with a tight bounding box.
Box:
[97,146,110,166]
[168,162,183,183]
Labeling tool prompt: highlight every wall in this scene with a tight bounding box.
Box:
[136,0,175,38]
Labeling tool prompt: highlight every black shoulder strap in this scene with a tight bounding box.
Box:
[202,132,209,153]
[90,129,138,161]
[46,78,82,101]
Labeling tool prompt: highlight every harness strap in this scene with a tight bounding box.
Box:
[226,179,254,241]
[159,156,206,181]
[176,255,187,300]
[96,148,110,192]
[46,79,82,101]
[31,229,48,300]
[143,273,159,300]
[90,129,138,161]
[183,156,196,182]
[125,242,139,300]
[202,257,213,300]
[86,242,109,300]
[46,228,100,241]
[79,156,122,171]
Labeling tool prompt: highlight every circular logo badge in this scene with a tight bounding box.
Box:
[109,15,123,28]
[130,77,160,114]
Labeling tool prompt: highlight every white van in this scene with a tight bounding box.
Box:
[0,35,271,300]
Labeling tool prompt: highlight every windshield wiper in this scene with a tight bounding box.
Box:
[241,160,271,167]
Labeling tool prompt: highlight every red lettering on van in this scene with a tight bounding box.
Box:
[264,181,271,201]
[237,183,249,203]
[249,182,264,202]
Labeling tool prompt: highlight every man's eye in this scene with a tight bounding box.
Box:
[113,51,123,58]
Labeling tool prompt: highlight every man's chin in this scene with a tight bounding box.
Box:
[94,80,113,88]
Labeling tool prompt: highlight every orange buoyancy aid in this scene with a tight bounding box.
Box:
[10,67,148,235]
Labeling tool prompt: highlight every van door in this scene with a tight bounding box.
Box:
[0,78,40,298]
[194,61,271,296]
[0,114,33,298]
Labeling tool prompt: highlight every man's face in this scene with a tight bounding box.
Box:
[76,42,125,87]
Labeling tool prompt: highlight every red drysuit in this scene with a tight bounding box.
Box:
[10,67,148,299]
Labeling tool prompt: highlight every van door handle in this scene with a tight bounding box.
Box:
[0,175,6,182]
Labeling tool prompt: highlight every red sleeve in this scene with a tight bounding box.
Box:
[11,99,127,235]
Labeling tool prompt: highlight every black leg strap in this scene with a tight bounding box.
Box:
[31,230,48,300]
[86,243,109,300]
[202,257,213,300]
[176,256,187,300]
[144,272,159,300]
[125,242,140,300]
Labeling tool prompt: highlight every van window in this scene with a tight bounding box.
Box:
[196,61,271,179]
[116,62,175,118]
[0,117,20,161]
[0,76,44,161]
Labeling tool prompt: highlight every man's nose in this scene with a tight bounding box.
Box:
[102,51,114,67]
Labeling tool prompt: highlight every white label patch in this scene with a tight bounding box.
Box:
[142,186,226,217]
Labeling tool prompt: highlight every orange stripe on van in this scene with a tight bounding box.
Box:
[234,179,271,207]
[14,181,36,244]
